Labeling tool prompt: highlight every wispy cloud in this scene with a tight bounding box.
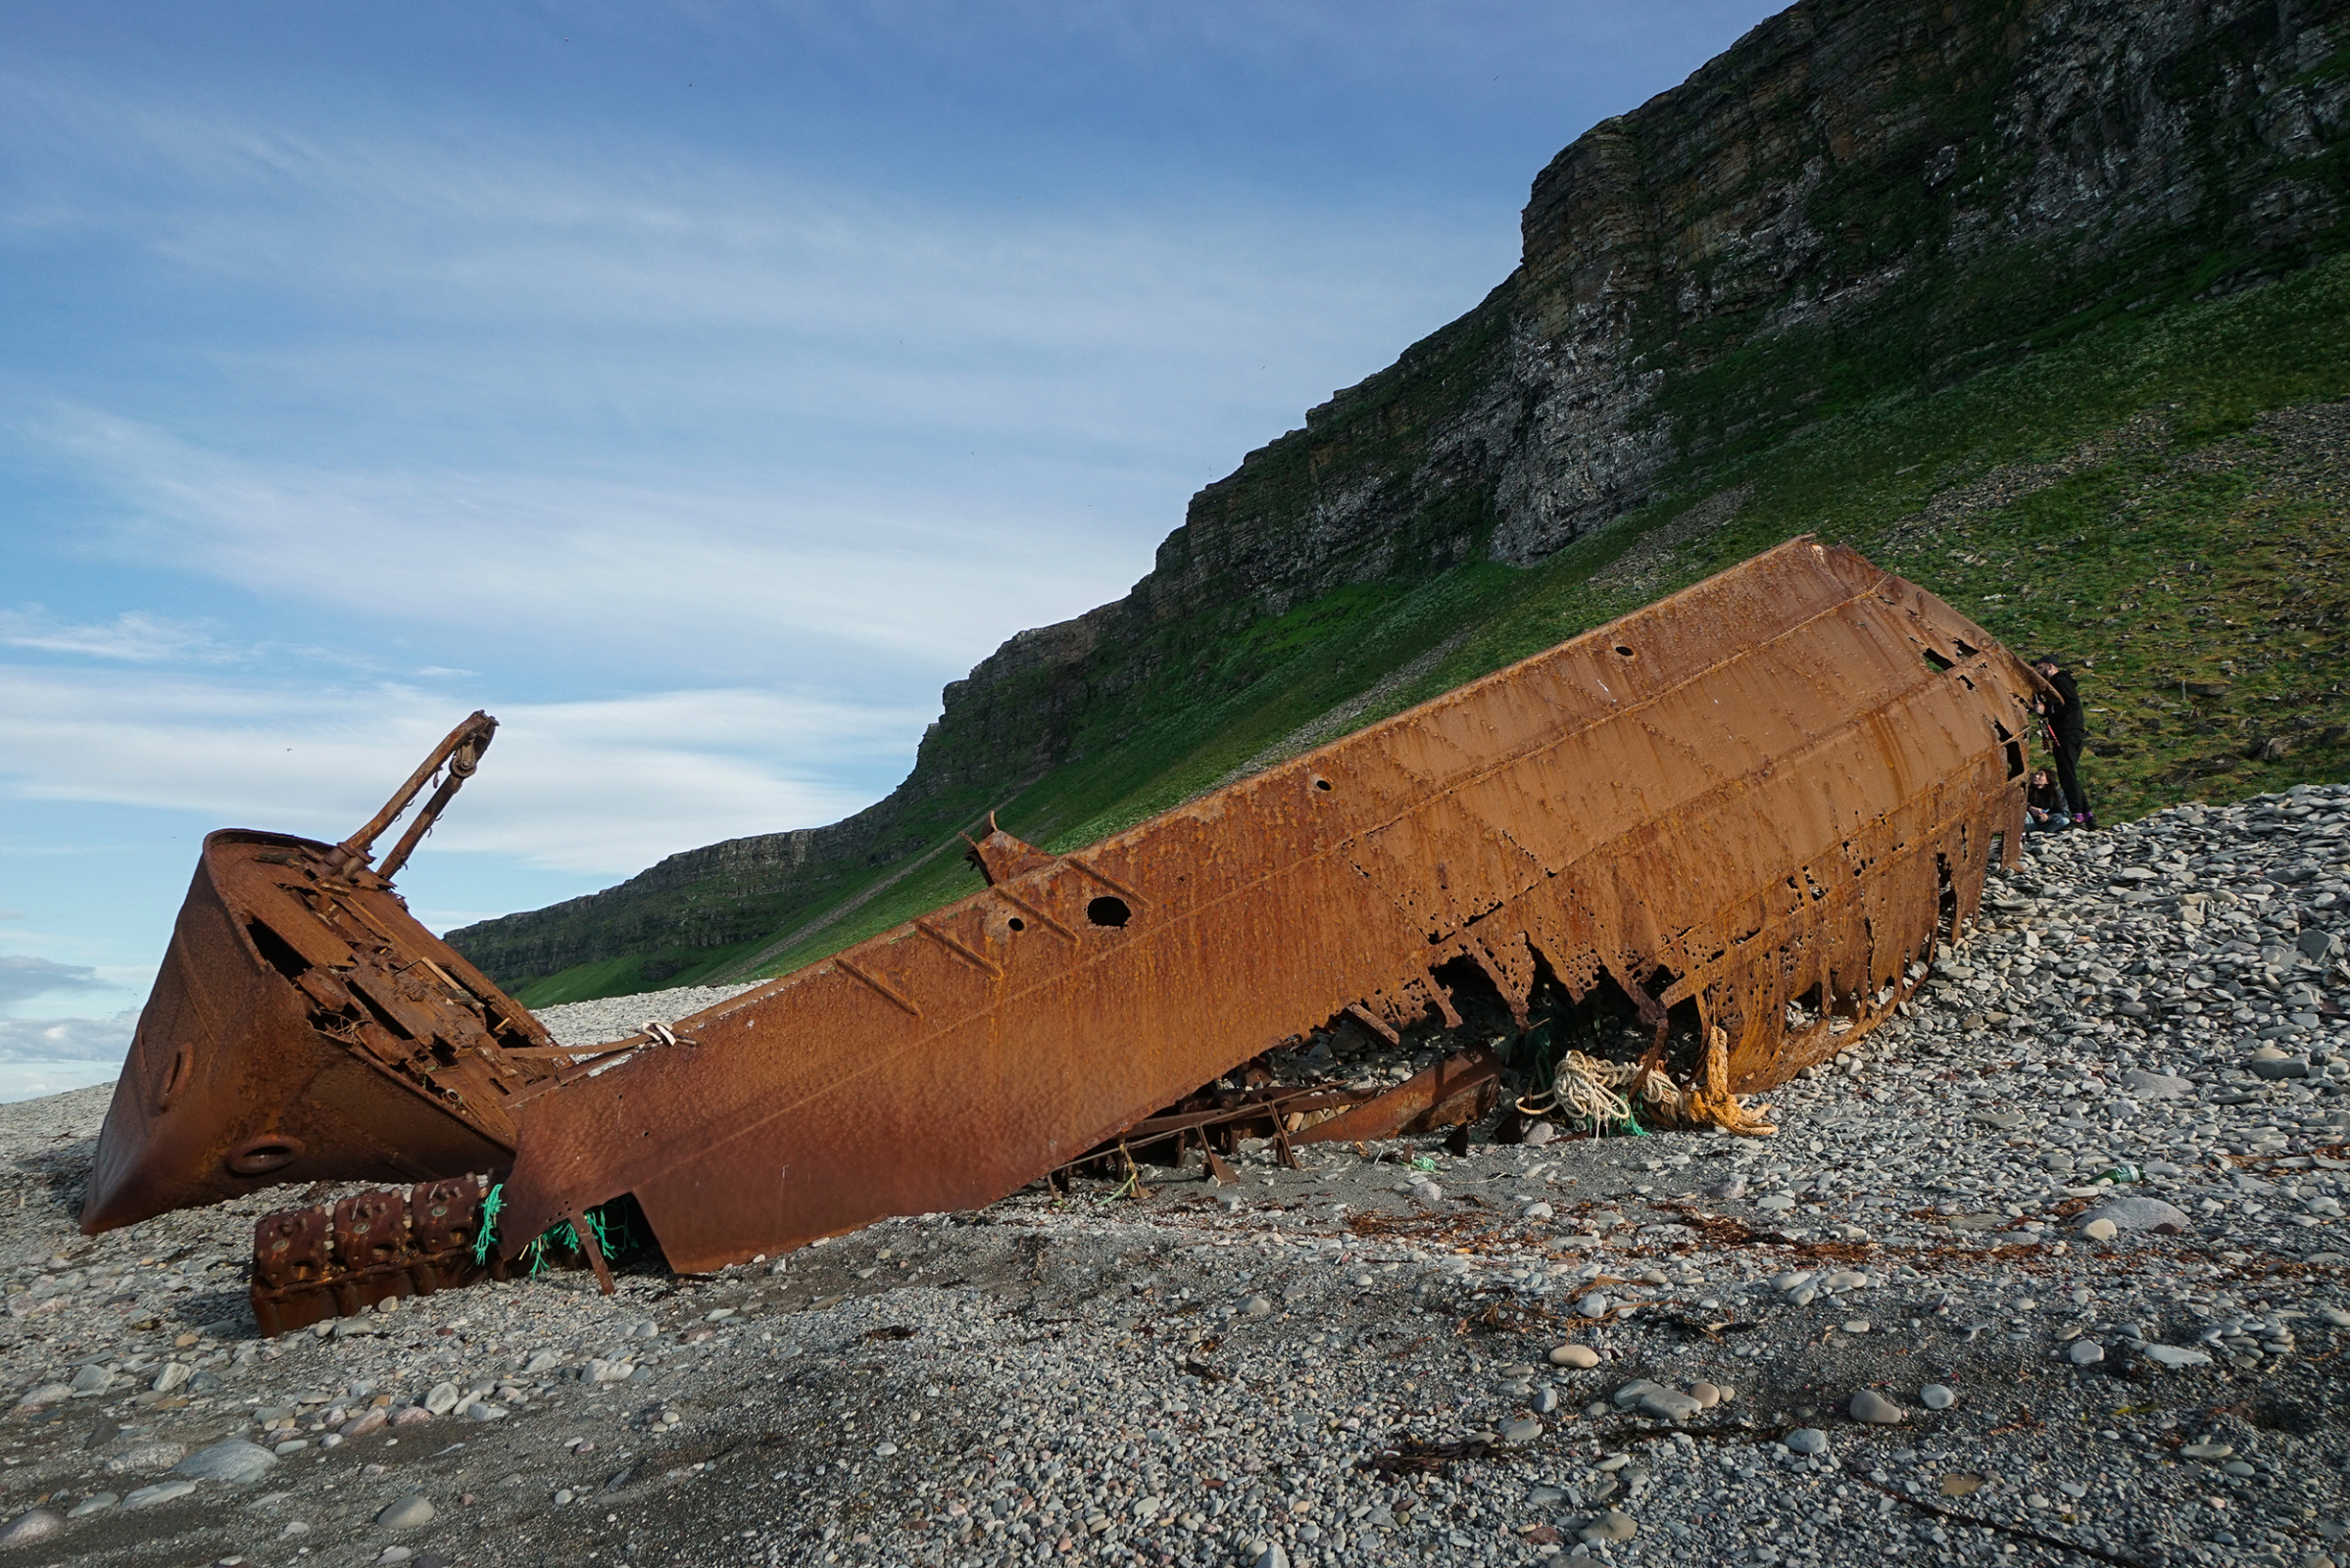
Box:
[0,606,228,662]
[0,663,927,874]
[0,955,111,1009]
[0,1012,134,1103]
[27,411,1148,682]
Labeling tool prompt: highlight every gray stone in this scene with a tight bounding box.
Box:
[1523,1122,1557,1148]
[1533,1386,1561,1414]
[172,1440,278,1484]
[1500,1416,1543,1444]
[1243,1296,1273,1319]
[423,1381,461,1414]
[1639,1388,1704,1421]
[1785,1428,1830,1455]
[376,1494,436,1531]
[2082,1196,2190,1234]
[70,1363,111,1396]
[465,1401,508,1422]
[1578,1510,1638,1545]
[68,1493,119,1519]
[2121,1069,2194,1099]
[2080,1217,2119,1243]
[1578,1294,1610,1319]
[107,1440,184,1473]
[2068,1340,2106,1365]
[149,1361,190,1394]
[0,1509,64,1546]
[2141,1344,2214,1369]
[14,1382,73,1410]
[1919,1384,1956,1410]
[2250,1055,2310,1081]
[1250,1544,1290,1568]
[1522,1201,1554,1221]
[1849,1390,1905,1425]
[122,1480,197,1510]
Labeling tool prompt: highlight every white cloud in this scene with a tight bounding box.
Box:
[0,607,228,663]
[30,412,1143,679]
[0,1012,131,1102]
[0,955,111,1008]
[0,664,926,874]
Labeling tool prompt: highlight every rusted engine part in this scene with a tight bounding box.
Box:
[247,1175,637,1337]
[82,714,581,1235]
[250,1175,512,1336]
[1064,1045,1503,1178]
[494,538,2043,1273]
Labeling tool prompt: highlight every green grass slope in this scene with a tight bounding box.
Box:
[501,254,2350,1004]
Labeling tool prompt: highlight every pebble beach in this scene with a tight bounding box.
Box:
[0,784,2344,1568]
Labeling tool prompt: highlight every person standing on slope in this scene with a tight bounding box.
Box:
[2032,655,2093,829]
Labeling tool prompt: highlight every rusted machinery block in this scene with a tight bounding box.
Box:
[250,1174,504,1337]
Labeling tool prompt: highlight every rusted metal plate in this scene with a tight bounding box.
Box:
[496,539,2042,1271]
[82,715,569,1235]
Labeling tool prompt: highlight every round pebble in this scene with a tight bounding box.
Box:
[1849,1389,1905,1425]
[0,1510,64,1547]
[1579,1509,1638,1544]
[1785,1428,1830,1455]
[376,1494,435,1531]
[1547,1344,1599,1369]
[1919,1384,1956,1410]
[2068,1339,2106,1365]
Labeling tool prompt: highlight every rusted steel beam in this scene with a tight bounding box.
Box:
[1066,1044,1502,1167]
[80,720,574,1235]
[1292,1047,1503,1147]
[494,539,2042,1272]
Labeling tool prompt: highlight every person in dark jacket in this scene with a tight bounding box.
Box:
[2032,655,2091,826]
[2023,767,2071,832]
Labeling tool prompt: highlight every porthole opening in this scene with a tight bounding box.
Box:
[1087,896,1131,929]
[156,1042,193,1112]
[1313,777,1333,792]
[1006,916,1026,932]
[226,1136,304,1177]
[1613,644,1636,658]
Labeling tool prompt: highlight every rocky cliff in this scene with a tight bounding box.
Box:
[449,0,2350,997]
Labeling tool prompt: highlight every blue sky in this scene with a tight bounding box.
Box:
[0,0,1777,1098]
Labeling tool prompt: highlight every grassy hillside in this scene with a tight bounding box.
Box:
[512,251,2350,1004]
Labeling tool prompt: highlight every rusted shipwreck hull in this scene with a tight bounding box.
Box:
[81,714,565,1234]
[489,539,2045,1272]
